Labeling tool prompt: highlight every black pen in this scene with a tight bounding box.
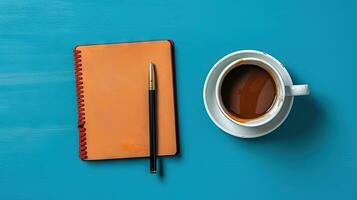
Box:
[149,62,157,173]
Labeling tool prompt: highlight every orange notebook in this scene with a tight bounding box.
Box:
[74,40,177,160]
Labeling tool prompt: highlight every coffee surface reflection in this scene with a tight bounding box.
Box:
[220,64,276,121]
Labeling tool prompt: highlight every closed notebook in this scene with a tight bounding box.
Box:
[74,40,177,160]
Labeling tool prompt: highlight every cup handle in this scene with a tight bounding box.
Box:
[285,84,310,96]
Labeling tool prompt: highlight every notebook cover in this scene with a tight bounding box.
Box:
[74,40,177,160]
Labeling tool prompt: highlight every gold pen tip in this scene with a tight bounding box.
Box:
[149,62,156,90]
[149,62,154,74]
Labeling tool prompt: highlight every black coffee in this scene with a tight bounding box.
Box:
[220,64,276,121]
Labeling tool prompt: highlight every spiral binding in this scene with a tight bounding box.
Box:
[74,49,87,160]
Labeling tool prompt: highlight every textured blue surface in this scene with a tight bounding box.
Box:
[1,0,357,199]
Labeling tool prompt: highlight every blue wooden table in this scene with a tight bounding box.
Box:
[1,0,356,199]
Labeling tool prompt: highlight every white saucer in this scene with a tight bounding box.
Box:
[203,50,294,138]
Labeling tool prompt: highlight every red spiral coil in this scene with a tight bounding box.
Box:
[74,49,87,160]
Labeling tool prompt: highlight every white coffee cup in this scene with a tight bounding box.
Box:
[215,53,309,128]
